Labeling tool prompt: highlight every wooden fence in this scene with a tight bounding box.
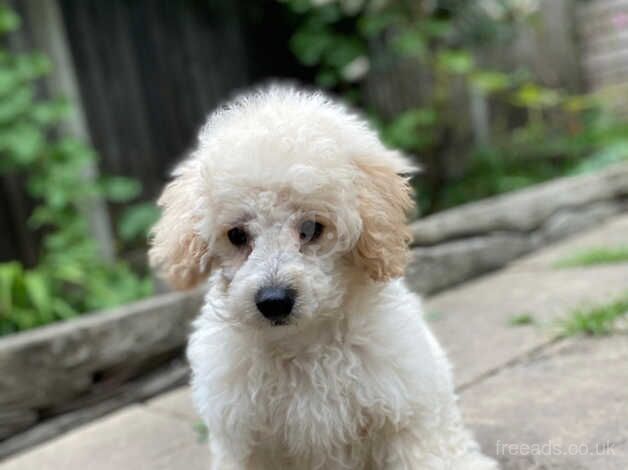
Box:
[0,0,308,265]
[1,0,623,265]
[578,0,628,113]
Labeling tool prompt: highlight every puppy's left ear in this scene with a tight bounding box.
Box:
[351,150,416,282]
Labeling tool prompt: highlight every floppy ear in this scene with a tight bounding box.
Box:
[352,151,415,282]
[148,160,211,290]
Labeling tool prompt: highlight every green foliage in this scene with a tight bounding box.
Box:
[383,107,437,152]
[410,97,628,211]
[554,246,628,269]
[0,4,19,33]
[511,83,562,109]
[0,5,152,335]
[559,294,628,336]
[281,0,628,213]
[287,1,366,87]
[509,313,535,326]
[100,176,142,202]
[194,422,209,443]
[118,202,160,243]
[470,71,511,93]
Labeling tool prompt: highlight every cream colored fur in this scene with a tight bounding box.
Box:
[149,86,497,470]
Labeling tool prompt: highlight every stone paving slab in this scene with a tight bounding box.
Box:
[0,405,209,470]
[461,336,628,469]
[425,211,628,387]
[427,265,628,387]
[145,388,198,423]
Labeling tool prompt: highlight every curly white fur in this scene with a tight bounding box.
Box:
[149,86,497,470]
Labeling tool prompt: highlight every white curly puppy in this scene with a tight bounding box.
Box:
[149,87,496,470]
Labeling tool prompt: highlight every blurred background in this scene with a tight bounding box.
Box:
[2,1,628,465]
[1,0,627,335]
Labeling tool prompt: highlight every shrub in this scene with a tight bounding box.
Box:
[0,5,152,335]
[281,0,628,213]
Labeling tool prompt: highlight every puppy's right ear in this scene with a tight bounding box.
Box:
[351,150,416,282]
[149,160,211,290]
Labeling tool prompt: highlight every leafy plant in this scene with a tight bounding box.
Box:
[558,294,628,336]
[280,0,628,213]
[193,422,209,443]
[509,313,535,326]
[554,246,628,269]
[118,202,161,244]
[0,5,152,335]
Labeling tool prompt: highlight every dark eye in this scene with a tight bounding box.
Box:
[299,220,324,243]
[227,227,248,247]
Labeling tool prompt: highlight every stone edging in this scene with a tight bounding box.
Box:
[0,291,203,458]
[406,163,628,294]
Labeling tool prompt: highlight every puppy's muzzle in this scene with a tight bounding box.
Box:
[255,286,296,324]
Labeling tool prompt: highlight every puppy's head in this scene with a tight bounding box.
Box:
[149,87,415,331]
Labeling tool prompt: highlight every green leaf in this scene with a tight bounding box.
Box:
[12,306,40,330]
[0,69,21,95]
[15,53,51,79]
[194,422,209,443]
[471,71,511,93]
[357,12,399,37]
[316,69,338,88]
[0,262,21,314]
[28,206,55,228]
[383,108,438,152]
[51,298,78,319]
[290,27,335,66]
[323,37,364,69]
[0,123,44,165]
[23,271,51,316]
[313,3,343,24]
[512,83,562,109]
[282,0,312,14]
[0,86,35,122]
[424,19,452,38]
[570,141,628,174]
[437,50,474,74]
[0,6,20,33]
[102,176,142,202]
[31,100,70,125]
[47,185,69,209]
[53,263,86,284]
[118,202,160,242]
[391,29,426,58]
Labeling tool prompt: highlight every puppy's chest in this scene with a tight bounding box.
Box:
[248,350,382,449]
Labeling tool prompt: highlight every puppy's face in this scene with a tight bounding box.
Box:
[149,88,415,332]
[211,184,355,329]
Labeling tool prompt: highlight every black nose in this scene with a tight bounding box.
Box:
[255,287,296,323]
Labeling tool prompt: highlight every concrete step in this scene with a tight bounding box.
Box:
[0,405,209,470]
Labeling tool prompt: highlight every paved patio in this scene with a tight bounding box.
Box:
[2,215,628,469]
